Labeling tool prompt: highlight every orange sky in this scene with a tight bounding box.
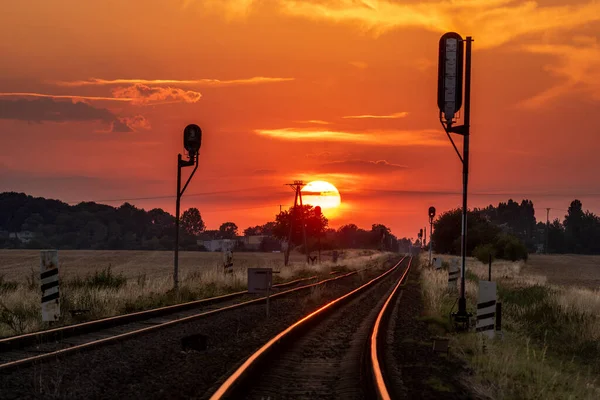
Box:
[1,0,599,239]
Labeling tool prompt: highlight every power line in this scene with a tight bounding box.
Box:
[63,186,283,205]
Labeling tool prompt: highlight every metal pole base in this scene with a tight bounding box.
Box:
[451,297,472,331]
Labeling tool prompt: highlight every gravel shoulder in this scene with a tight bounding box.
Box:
[386,266,476,400]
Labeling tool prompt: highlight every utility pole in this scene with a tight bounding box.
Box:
[284,181,309,266]
[546,208,550,254]
[437,32,473,329]
[174,124,202,290]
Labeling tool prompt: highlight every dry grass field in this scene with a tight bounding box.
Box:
[0,249,391,338]
[420,255,600,399]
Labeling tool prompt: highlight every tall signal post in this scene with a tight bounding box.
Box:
[546,208,550,254]
[174,124,202,290]
[437,32,473,328]
[428,206,436,265]
[284,180,309,266]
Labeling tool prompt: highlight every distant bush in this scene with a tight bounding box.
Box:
[472,244,496,264]
[495,234,528,262]
[67,266,127,290]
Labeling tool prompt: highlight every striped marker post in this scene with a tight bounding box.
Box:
[448,259,459,289]
[476,281,497,338]
[434,257,443,269]
[40,250,60,322]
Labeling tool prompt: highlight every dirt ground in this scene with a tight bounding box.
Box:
[524,254,600,289]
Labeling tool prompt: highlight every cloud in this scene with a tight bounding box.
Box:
[108,115,152,133]
[0,98,151,133]
[0,98,115,122]
[50,77,294,87]
[518,39,600,108]
[305,151,332,159]
[0,92,131,102]
[254,127,446,146]
[342,111,409,119]
[295,119,331,125]
[190,0,600,49]
[316,159,408,174]
[110,84,202,105]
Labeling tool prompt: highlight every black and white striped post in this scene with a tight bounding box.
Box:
[40,250,60,322]
[476,281,497,338]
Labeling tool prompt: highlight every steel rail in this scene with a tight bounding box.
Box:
[208,255,409,400]
[0,270,366,371]
[370,256,413,400]
[0,274,318,353]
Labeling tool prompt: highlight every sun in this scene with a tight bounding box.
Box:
[301,181,341,214]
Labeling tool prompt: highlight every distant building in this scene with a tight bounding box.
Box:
[8,231,35,244]
[239,235,268,251]
[198,239,236,252]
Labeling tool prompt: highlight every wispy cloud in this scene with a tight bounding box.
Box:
[295,119,331,125]
[189,0,600,49]
[342,111,409,119]
[0,98,116,122]
[50,77,294,87]
[0,92,131,102]
[317,159,408,174]
[254,127,445,146]
[111,84,202,105]
[518,38,600,109]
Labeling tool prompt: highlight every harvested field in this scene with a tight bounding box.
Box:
[524,254,600,289]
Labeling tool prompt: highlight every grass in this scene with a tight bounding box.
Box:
[419,254,600,399]
[0,249,393,337]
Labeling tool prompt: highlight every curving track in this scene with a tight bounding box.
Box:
[0,271,367,371]
[207,256,412,400]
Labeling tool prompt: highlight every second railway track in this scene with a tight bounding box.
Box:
[0,269,362,371]
[208,256,412,400]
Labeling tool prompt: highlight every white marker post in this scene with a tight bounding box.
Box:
[476,281,497,338]
[434,257,443,269]
[448,259,460,290]
[248,268,273,317]
[40,250,60,322]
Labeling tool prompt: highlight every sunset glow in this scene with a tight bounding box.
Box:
[301,181,342,216]
[0,0,598,237]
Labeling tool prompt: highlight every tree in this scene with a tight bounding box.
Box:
[272,205,328,245]
[432,208,501,255]
[181,208,205,237]
[219,222,238,239]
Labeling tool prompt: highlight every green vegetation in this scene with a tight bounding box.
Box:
[0,275,19,293]
[66,266,127,290]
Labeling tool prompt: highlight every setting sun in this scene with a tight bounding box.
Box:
[301,181,342,214]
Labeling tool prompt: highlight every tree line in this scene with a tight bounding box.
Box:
[430,198,600,260]
[0,192,404,252]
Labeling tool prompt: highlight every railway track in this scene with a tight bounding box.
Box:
[207,256,412,400]
[0,269,368,372]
